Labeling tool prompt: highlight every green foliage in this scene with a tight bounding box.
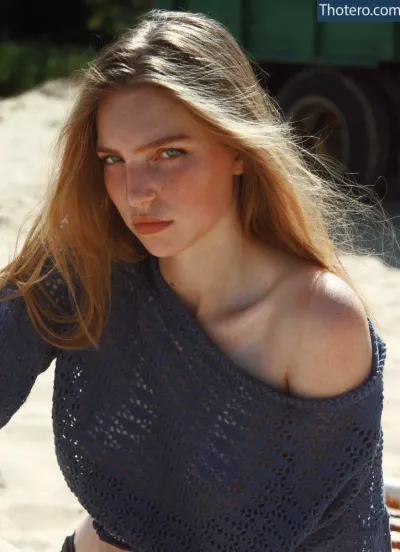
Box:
[0,0,153,96]
[86,0,149,36]
[0,42,95,97]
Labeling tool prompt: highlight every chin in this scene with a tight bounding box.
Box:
[135,239,188,259]
[130,224,208,259]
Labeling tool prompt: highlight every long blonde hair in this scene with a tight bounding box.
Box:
[0,9,393,349]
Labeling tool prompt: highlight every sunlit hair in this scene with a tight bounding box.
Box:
[0,9,394,349]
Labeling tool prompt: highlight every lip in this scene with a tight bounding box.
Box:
[132,220,173,235]
[132,216,167,224]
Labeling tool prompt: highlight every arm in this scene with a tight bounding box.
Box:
[286,272,392,551]
[0,281,58,429]
[74,515,129,552]
[91,519,132,551]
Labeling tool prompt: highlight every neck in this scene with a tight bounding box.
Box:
[157,211,265,321]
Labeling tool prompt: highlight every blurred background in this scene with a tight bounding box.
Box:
[0,1,399,550]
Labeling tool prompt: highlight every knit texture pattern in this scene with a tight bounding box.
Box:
[0,256,392,551]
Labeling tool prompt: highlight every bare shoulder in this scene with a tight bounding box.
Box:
[285,268,373,399]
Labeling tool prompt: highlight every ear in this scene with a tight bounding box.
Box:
[233,155,244,176]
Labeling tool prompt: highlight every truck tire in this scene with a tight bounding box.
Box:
[276,68,389,195]
[356,69,400,200]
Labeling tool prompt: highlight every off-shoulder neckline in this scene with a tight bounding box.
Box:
[143,255,386,411]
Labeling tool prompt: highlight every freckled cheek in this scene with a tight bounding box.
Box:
[165,180,191,201]
[163,181,203,215]
[104,172,125,204]
[189,172,231,206]
[168,180,228,223]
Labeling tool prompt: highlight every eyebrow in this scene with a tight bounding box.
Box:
[96,133,192,155]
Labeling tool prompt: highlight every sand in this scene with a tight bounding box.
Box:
[0,78,399,551]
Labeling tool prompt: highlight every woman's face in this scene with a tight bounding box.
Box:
[96,85,244,258]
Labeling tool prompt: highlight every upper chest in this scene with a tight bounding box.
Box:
[196,271,312,395]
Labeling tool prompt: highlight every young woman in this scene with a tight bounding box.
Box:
[0,9,392,552]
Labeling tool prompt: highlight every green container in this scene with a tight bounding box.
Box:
[152,0,400,66]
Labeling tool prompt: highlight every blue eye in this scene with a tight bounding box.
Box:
[98,148,187,165]
[159,148,187,160]
[100,155,120,165]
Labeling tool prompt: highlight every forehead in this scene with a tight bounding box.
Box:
[96,86,200,135]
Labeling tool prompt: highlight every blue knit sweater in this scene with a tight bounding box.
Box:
[0,255,392,551]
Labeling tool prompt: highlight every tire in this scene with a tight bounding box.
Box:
[357,69,400,200]
[276,68,389,194]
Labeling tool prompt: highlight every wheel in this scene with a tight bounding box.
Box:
[357,69,400,200]
[276,68,389,194]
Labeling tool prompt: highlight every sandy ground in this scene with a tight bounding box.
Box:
[0,78,399,551]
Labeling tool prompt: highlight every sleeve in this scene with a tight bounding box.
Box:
[291,331,392,551]
[92,519,131,551]
[0,282,58,430]
[294,446,392,552]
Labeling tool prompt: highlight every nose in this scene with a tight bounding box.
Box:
[125,166,157,207]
